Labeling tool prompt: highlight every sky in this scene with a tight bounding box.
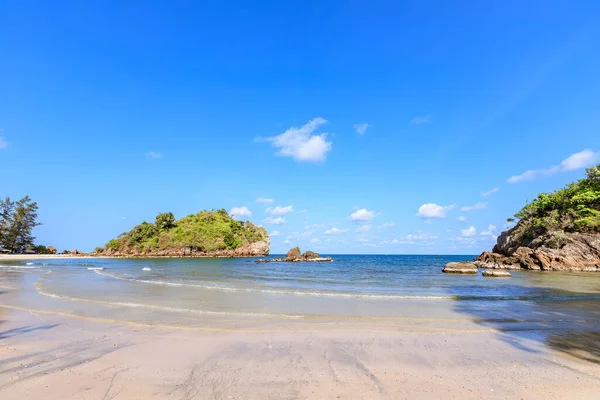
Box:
[1,1,599,254]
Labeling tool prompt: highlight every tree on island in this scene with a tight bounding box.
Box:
[0,196,42,253]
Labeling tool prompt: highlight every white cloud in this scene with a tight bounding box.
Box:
[411,114,432,124]
[264,216,286,225]
[349,208,376,222]
[324,227,348,235]
[121,216,126,220]
[310,238,320,244]
[385,232,438,245]
[481,224,497,237]
[283,239,291,245]
[354,123,370,135]
[416,203,454,219]
[0,136,7,149]
[263,117,332,163]
[145,151,163,159]
[287,231,313,240]
[270,230,280,237]
[265,205,294,215]
[508,149,599,183]
[460,202,487,212]
[230,206,252,219]
[296,209,308,214]
[256,197,274,204]
[482,188,500,197]
[377,222,396,229]
[461,226,477,237]
[456,216,468,222]
[355,224,371,233]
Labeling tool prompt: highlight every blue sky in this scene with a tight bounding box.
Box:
[1,1,599,254]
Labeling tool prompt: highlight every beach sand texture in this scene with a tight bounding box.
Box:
[1,255,600,399]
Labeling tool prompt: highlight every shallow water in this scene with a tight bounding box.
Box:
[2,255,600,327]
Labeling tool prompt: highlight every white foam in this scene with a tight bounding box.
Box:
[25,262,34,266]
[87,267,104,270]
[34,285,302,319]
[142,267,152,271]
[0,264,39,269]
[93,269,451,300]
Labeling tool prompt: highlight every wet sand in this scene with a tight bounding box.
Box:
[2,257,600,398]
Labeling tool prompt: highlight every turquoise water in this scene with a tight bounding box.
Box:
[2,255,600,325]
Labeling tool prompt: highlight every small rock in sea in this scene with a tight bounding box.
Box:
[442,262,477,274]
[482,269,511,278]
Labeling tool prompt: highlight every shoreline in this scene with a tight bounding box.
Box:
[2,255,600,398]
[0,254,267,260]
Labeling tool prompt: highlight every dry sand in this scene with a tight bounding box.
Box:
[1,305,600,399]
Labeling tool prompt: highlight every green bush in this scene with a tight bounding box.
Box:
[512,164,600,240]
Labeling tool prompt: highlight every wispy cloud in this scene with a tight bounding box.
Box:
[482,187,500,197]
[264,216,286,225]
[261,117,332,163]
[349,208,376,222]
[354,123,370,135]
[265,205,294,215]
[230,206,252,219]
[460,202,487,212]
[377,222,396,229]
[508,149,599,183]
[461,226,477,237]
[480,224,497,238]
[411,114,432,125]
[416,203,454,219]
[382,232,438,245]
[270,230,280,237]
[324,227,348,235]
[456,216,468,222]
[355,224,371,233]
[145,151,164,159]
[256,197,274,204]
[0,135,7,149]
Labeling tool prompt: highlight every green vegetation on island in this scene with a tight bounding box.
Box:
[99,209,269,257]
[476,163,600,271]
[508,163,600,245]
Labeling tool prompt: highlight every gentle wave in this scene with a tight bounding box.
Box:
[34,284,302,319]
[87,267,104,270]
[0,264,39,269]
[93,270,453,300]
[142,267,152,271]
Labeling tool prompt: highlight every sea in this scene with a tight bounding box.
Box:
[2,255,600,341]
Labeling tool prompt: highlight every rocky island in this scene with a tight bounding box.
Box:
[96,209,269,257]
[475,163,600,271]
[443,163,600,274]
[256,247,332,263]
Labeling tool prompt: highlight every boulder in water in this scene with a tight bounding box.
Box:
[442,261,477,274]
[482,269,511,277]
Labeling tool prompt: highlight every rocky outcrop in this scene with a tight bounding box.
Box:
[286,247,302,261]
[482,269,511,277]
[442,261,477,274]
[475,229,600,271]
[257,247,333,263]
[48,246,57,254]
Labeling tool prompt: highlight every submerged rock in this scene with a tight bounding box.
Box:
[482,269,511,277]
[442,261,477,274]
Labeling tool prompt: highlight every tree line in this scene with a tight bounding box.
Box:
[0,196,41,253]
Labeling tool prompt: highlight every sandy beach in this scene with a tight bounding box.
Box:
[2,255,600,399]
